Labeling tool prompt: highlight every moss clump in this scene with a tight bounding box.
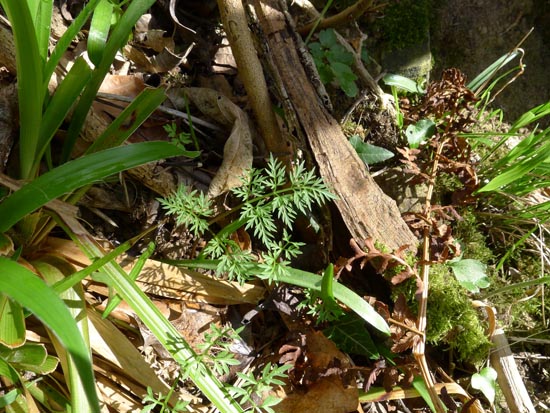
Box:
[376,0,431,52]
[394,264,491,364]
[427,265,491,363]
[454,209,495,265]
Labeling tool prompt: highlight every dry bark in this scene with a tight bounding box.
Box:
[253,0,417,252]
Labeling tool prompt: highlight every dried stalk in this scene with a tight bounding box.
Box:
[412,138,447,413]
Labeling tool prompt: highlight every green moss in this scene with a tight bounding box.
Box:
[428,265,491,363]
[376,0,431,52]
[454,209,495,265]
[394,264,491,364]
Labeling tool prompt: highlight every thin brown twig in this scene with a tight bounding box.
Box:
[412,137,448,413]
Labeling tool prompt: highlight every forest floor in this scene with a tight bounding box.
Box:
[1,0,549,412]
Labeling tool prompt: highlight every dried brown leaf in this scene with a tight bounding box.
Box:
[184,87,253,197]
[274,376,358,413]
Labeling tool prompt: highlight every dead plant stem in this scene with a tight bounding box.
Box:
[412,138,447,413]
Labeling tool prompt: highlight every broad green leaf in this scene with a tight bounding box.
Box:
[0,388,20,409]
[448,258,490,293]
[411,376,436,413]
[34,256,91,413]
[324,313,379,358]
[331,62,358,97]
[0,142,187,232]
[309,42,324,60]
[317,63,333,84]
[327,46,353,65]
[471,367,497,404]
[0,0,44,179]
[0,358,24,409]
[0,343,46,366]
[36,57,93,171]
[383,74,425,94]
[88,0,114,66]
[318,263,345,321]
[405,119,436,148]
[45,0,102,82]
[0,343,58,375]
[319,29,337,47]
[35,0,53,62]
[0,295,26,348]
[350,135,394,165]
[0,258,99,412]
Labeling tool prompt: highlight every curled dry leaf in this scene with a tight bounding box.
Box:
[184,87,253,198]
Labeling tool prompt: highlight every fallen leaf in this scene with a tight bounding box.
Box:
[184,87,253,197]
[275,376,358,413]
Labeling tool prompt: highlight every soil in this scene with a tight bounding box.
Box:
[430,0,550,126]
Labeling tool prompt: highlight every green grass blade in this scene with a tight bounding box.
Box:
[511,101,550,132]
[63,0,156,162]
[467,50,520,93]
[0,0,44,179]
[102,241,155,318]
[45,0,102,83]
[36,57,93,172]
[87,88,169,153]
[88,0,114,66]
[477,141,550,193]
[0,257,99,413]
[0,142,186,232]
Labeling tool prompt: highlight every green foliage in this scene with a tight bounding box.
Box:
[309,29,358,97]
[349,135,394,165]
[0,1,212,412]
[232,363,291,413]
[178,324,290,413]
[0,257,99,411]
[298,263,345,323]
[142,385,190,413]
[426,265,491,363]
[161,155,336,284]
[164,123,193,148]
[192,324,243,378]
[395,264,491,364]
[159,186,214,238]
[382,73,425,94]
